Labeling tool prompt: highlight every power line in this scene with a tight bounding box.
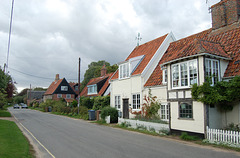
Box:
[8,67,79,81]
[6,0,15,73]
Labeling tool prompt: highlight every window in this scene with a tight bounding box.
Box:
[61,86,68,91]
[171,59,198,88]
[66,94,71,99]
[119,62,130,79]
[132,94,140,110]
[162,69,167,84]
[115,96,121,109]
[205,58,219,85]
[75,86,78,91]
[179,102,192,119]
[57,94,62,98]
[88,84,97,94]
[161,103,169,121]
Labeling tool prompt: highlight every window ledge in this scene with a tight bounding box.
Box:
[178,118,194,121]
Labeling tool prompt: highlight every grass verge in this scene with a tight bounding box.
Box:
[0,109,11,117]
[0,120,34,158]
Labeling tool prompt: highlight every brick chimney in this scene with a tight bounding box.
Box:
[55,74,60,81]
[101,65,107,76]
[211,0,240,30]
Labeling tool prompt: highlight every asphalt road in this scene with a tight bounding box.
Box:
[9,108,240,158]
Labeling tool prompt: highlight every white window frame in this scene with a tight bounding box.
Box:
[161,103,169,121]
[162,69,167,84]
[132,94,140,110]
[205,58,220,85]
[115,95,121,109]
[61,86,68,91]
[57,94,62,98]
[119,62,130,79]
[171,59,198,89]
[66,94,71,99]
[87,84,97,94]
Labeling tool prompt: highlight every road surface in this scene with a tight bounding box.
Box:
[9,108,240,158]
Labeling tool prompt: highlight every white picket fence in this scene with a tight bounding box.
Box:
[206,126,240,144]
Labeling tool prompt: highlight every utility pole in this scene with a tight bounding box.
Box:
[78,57,81,114]
[29,84,31,107]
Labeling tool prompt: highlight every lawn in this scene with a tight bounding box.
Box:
[0,110,11,117]
[0,120,34,158]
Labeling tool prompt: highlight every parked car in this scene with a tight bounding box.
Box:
[13,104,20,109]
[21,104,28,109]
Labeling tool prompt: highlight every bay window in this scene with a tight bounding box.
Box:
[205,58,219,85]
[171,59,198,88]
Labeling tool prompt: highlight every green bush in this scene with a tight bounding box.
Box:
[180,132,199,141]
[93,96,110,110]
[52,101,66,113]
[71,100,78,108]
[101,106,118,123]
[81,97,93,109]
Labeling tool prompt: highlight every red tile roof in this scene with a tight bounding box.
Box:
[80,73,114,97]
[111,34,168,80]
[145,26,240,87]
[69,82,79,95]
[44,79,63,95]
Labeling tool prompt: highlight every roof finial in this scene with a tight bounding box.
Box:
[136,32,142,46]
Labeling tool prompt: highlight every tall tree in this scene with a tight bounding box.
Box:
[80,60,118,92]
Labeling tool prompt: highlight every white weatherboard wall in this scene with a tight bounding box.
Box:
[171,101,205,134]
[110,76,142,115]
[143,86,168,103]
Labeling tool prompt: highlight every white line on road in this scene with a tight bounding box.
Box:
[12,112,56,158]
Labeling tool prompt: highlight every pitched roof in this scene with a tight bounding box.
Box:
[69,82,79,95]
[111,34,168,80]
[44,79,63,95]
[145,26,240,87]
[80,73,114,97]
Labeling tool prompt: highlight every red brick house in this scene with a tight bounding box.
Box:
[44,74,77,104]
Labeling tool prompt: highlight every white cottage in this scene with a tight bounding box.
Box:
[144,0,240,137]
[110,33,176,118]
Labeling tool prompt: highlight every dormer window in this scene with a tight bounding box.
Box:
[61,86,68,91]
[171,59,198,89]
[88,84,97,94]
[119,62,130,79]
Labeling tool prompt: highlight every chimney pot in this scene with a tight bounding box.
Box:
[101,65,107,76]
[55,74,60,81]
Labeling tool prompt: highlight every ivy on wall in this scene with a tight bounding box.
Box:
[191,76,240,112]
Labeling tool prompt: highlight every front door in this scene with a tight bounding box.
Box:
[123,99,129,119]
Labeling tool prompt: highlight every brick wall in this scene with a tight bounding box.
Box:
[211,0,240,30]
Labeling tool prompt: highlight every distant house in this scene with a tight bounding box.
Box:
[144,0,240,137]
[110,33,175,119]
[80,65,114,97]
[27,90,45,106]
[69,82,80,97]
[43,74,76,104]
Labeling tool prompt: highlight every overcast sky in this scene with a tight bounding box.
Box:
[0,0,219,92]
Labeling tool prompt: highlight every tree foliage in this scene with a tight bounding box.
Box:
[191,76,240,112]
[80,60,118,92]
[0,68,14,107]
